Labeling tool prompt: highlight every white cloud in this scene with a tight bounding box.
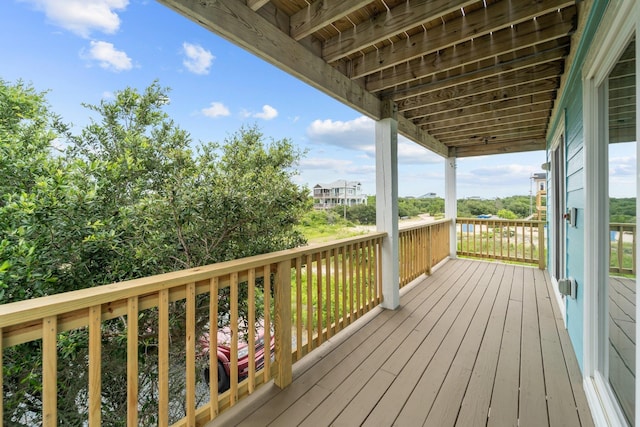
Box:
[242,105,279,120]
[307,116,374,151]
[307,115,442,165]
[442,151,548,198]
[468,163,537,179]
[22,0,128,38]
[609,155,636,177]
[300,158,357,174]
[397,139,442,165]
[182,42,214,75]
[254,105,278,120]
[202,102,230,118]
[84,41,132,72]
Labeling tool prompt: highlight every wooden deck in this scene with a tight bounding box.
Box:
[207,259,594,427]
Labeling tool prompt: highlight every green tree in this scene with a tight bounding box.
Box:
[347,203,376,224]
[1,80,308,425]
[497,209,517,219]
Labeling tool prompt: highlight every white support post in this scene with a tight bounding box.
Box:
[445,156,457,259]
[376,102,400,310]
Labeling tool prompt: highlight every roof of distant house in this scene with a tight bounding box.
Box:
[314,180,362,189]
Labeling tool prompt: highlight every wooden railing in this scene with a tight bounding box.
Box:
[456,218,546,269]
[0,233,385,427]
[398,219,451,288]
[0,219,461,426]
[610,223,636,276]
[289,235,383,364]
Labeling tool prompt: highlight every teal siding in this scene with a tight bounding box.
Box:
[564,76,586,371]
[546,0,610,372]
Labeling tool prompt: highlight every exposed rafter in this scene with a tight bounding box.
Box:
[160,0,580,158]
[398,64,562,114]
[383,44,569,102]
[322,0,477,63]
[348,0,574,79]
[456,139,547,157]
[247,0,270,11]
[289,0,372,41]
[365,9,575,92]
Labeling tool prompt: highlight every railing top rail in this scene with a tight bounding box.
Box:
[457,217,546,224]
[0,232,387,328]
[610,222,636,228]
[399,217,452,232]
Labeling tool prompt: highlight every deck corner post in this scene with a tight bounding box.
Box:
[538,221,546,270]
[376,104,400,310]
[426,225,433,275]
[445,156,458,259]
[274,259,292,389]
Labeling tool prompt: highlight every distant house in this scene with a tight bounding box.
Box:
[532,172,547,192]
[313,180,367,210]
[419,192,437,198]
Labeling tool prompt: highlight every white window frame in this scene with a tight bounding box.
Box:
[549,113,567,324]
[582,1,639,425]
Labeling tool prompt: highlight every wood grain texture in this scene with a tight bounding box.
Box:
[206,260,592,427]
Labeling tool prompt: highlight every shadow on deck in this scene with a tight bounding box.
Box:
[207,259,594,427]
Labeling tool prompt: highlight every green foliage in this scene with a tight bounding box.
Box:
[457,196,533,218]
[610,198,636,223]
[345,203,376,224]
[296,209,365,242]
[0,80,308,425]
[332,196,445,225]
[497,209,517,219]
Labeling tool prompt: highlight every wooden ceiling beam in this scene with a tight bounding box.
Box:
[455,139,547,157]
[322,0,477,63]
[448,132,547,147]
[398,63,562,113]
[609,126,636,144]
[289,0,372,41]
[436,121,549,142]
[440,127,547,145]
[385,43,568,102]
[247,0,270,11]
[349,0,574,79]
[428,111,551,136]
[416,94,554,126]
[423,103,552,130]
[609,75,636,91]
[366,8,575,92]
[398,116,449,158]
[404,78,559,120]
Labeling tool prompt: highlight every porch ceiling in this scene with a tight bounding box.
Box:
[159,0,578,158]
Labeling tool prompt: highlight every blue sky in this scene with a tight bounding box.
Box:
[4,0,628,199]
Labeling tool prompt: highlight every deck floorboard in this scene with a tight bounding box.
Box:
[208,259,594,427]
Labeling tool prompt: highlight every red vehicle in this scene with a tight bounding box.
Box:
[201,324,275,393]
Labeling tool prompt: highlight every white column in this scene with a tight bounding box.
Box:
[376,106,399,310]
[445,156,457,259]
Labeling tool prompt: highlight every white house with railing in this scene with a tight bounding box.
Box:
[313,180,367,210]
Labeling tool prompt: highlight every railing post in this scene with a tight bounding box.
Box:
[42,316,57,427]
[538,221,546,270]
[426,225,432,275]
[274,259,292,389]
